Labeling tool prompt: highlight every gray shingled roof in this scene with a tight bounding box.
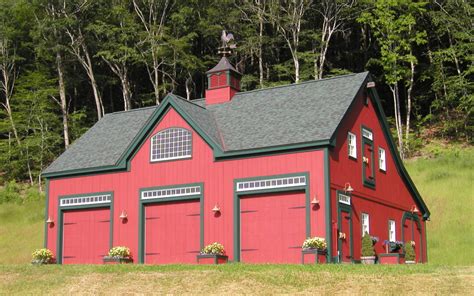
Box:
[207,72,368,151]
[44,72,368,175]
[43,106,157,174]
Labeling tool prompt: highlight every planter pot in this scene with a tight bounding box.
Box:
[31,259,53,265]
[197,254,228,264]
[405,260,416,264]
[301,249,327,264]
[378,253,405,264]
[103,256,133,264]
[360,256,376,264]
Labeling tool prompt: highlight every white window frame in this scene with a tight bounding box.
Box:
[348,132,357,158]
[379,147,386,171]
[236,175,306,192]
[362,128,373,140]
[141,185,201,200]
[361,213,370,235]
[150,127,192,162]
[388,220,396,242]
[60,194,112,207]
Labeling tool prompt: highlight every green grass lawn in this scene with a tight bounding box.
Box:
[0,264,472,294]
[0,144,472,294]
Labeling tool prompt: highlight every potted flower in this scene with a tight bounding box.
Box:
[103,246,133,264]
[197,242,228,264]
[301,237,327,264]
[383,240,404,253]
[404,241,416,264]
[31,248,54,265]
[361,233,376,264]
[371,236,379,246]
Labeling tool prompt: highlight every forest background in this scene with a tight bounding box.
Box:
[0,0,471,190]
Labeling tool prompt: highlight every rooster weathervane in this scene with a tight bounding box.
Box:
[218,30,237,57]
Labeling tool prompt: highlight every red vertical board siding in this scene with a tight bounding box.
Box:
[330,92,427,262]
[145,200,200,264]
[240,191,306,263]
[47,108,326,263]
[62,208,110,264]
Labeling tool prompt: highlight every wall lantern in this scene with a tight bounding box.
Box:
[411,205,419,214]
[212,204,221,213]
[344,182,354,193]
[119,210,128,220]
[311,196,320,205]
[46,216,54,226]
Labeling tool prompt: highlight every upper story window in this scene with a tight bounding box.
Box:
[348,132,357,158]
[150,127,192,162]
[388,220,396,241]
[361,213,370,235]
[379,147,386,171]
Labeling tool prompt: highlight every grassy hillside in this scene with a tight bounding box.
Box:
[404,143,474,265]
[0,144,472,265]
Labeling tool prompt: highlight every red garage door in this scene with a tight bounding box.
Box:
[145,200,200,264]
[62,208,110,264]
[240,191,306,263]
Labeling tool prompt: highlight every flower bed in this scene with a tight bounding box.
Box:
[103,246,133,264]
[197,243,228,264]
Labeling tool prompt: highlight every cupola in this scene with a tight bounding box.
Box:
[205,31,241,105]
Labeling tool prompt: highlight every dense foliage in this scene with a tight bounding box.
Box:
[0,0,472,185]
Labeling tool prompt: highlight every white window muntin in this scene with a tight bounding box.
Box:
[361,213,370,235]
[362,128,373,141]
[141,185,201,200]
[60,194,112,207]
[379,147,386,171]
[150,127,192,162]
[389,220,396,242]
[236,175,306,192]
[338,193,351,205]
[348,132,357,158]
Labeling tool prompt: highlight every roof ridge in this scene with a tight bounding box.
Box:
[235,72,368,97]
[170,93,208,110]
[106,105,158,116]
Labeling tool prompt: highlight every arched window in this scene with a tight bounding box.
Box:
[150,127,192,161]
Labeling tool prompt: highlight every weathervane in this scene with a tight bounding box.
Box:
[218,30,237,57]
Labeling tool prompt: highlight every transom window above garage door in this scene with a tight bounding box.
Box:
[236,175,307,192]
[141,185,202,200]
[150,127,192,162]
[60,194,112,207]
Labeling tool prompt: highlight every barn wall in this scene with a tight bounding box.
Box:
[47,107,327,262]
[329,91,427,262]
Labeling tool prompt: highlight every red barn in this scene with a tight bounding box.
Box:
[43,56,429,264]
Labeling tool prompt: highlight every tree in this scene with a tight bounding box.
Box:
[133,0,173,104]
[313,0,356,80]
[90,0,141,111]
[359,0,427,158]
[269,0,313,83]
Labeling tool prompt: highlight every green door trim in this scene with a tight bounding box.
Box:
[137,182,204,264]
[56,191,114,264]
[336,190,354,263]
[232,172,310,262]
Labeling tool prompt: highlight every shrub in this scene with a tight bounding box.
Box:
[361,232,375,257]
[0,181,21,204]
[201,242,225,255]
[108,246,131,258]
[31,248,54,264]
[302,237,327,250]
[405,241,416,261]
